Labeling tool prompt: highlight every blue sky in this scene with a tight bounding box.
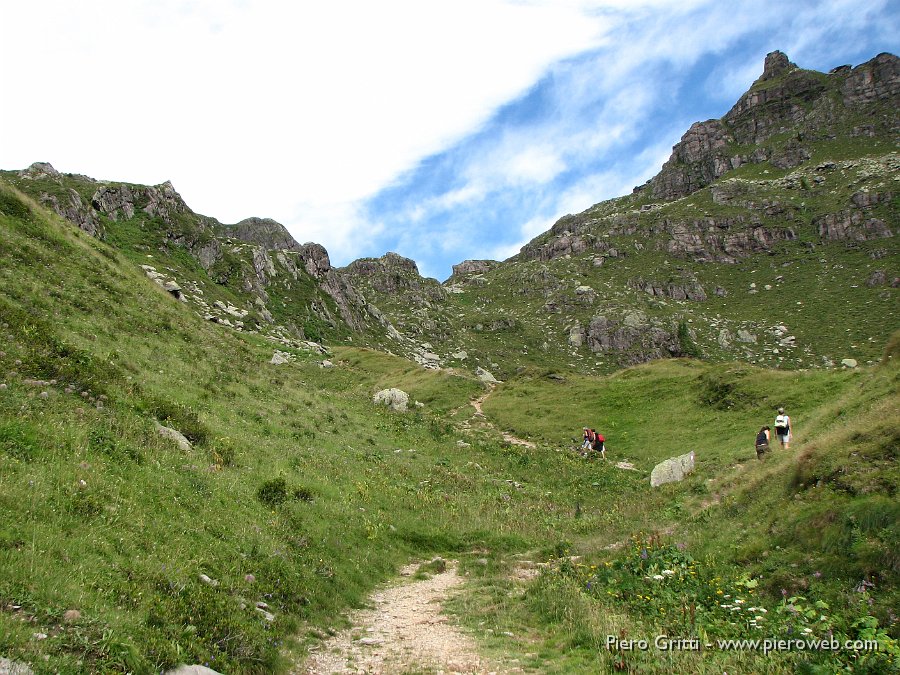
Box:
[2,0,898,280]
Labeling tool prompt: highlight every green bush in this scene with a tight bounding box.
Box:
[257,476,289,507]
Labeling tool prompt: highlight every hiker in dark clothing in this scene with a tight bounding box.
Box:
[755,426,770,459]
[592,430,607,460]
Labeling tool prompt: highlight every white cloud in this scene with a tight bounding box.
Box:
[0,0,611,257]
[1,0,893,277]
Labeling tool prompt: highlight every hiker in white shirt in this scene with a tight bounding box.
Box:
[774,407,792,449]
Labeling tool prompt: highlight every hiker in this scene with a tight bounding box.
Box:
[755,426,770,459]
[774,408,792,449]
[581,427,594,452]
[592,430,607,460]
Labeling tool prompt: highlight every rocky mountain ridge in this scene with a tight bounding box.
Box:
[2,50,896,376]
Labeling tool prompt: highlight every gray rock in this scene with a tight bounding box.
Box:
[165,667,224,675]
[270,351,291,365]
[320,360,334,368]
[450,260,498,277]
[154,421,192,452]
[737,330,757,343]
[0,658,34,675]
[650,451,695,488]
[373,388,409,412]
[475,366,499,384]
[198,574,219,587]
[840,358,858,368]
[568,324,585,348]
[451,351,468,360]
[717,329,733,347]
[254,607,275,622]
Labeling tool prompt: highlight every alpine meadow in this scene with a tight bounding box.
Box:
[0,49,898,674]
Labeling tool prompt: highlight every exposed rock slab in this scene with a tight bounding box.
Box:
[650,451,695,487]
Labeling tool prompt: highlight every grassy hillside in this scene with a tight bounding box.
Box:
[460,358,899,673]
[1,179,898,673]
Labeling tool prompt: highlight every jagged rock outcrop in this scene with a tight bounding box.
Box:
[39,188,103,238]
[577,313,683,364]
[344,252,447,304]
[449,259,499,279]
[648,51,900,201]
[814,212,892,241]
[16,163,103,237]
[92,180,192,226]
[628,277,707,301]
[841,52,900,104]
[225,217,301,251]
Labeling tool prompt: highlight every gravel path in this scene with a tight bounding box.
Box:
[300,562,502,674]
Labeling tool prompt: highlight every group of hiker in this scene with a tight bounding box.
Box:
[578,406,793,463]
[755,407,792,459]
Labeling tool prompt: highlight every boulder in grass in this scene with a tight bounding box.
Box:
[650,451,695,487]
[154,421,192,452]
[0,658,34,675]
[475,366,499,384]
[373,388,409,412]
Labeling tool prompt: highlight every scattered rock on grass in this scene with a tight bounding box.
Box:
[841,358,858,368]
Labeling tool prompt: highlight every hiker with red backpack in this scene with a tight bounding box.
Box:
[580,427,607,460]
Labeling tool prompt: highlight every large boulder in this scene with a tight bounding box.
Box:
[0,658,34,675]
[650,451,695,487]
[373,388,409,412]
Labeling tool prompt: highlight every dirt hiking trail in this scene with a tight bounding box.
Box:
[299,561,512,674]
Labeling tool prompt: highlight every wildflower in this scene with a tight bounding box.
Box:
[734,599,744,604]
[755,616,765,621]
[653,574,664,581]
[758,608,767,614]
[661,570,675,576]
[813,571,822,578]
[802,628,813,635]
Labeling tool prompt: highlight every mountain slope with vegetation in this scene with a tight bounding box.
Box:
[347,51,898,378]
[0,48,898,675]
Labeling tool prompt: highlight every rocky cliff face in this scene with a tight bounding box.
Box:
[343,252,447,304]
[647,51,899,202]
[225,217,302,252]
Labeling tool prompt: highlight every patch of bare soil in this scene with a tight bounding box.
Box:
[299,562,507,675]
